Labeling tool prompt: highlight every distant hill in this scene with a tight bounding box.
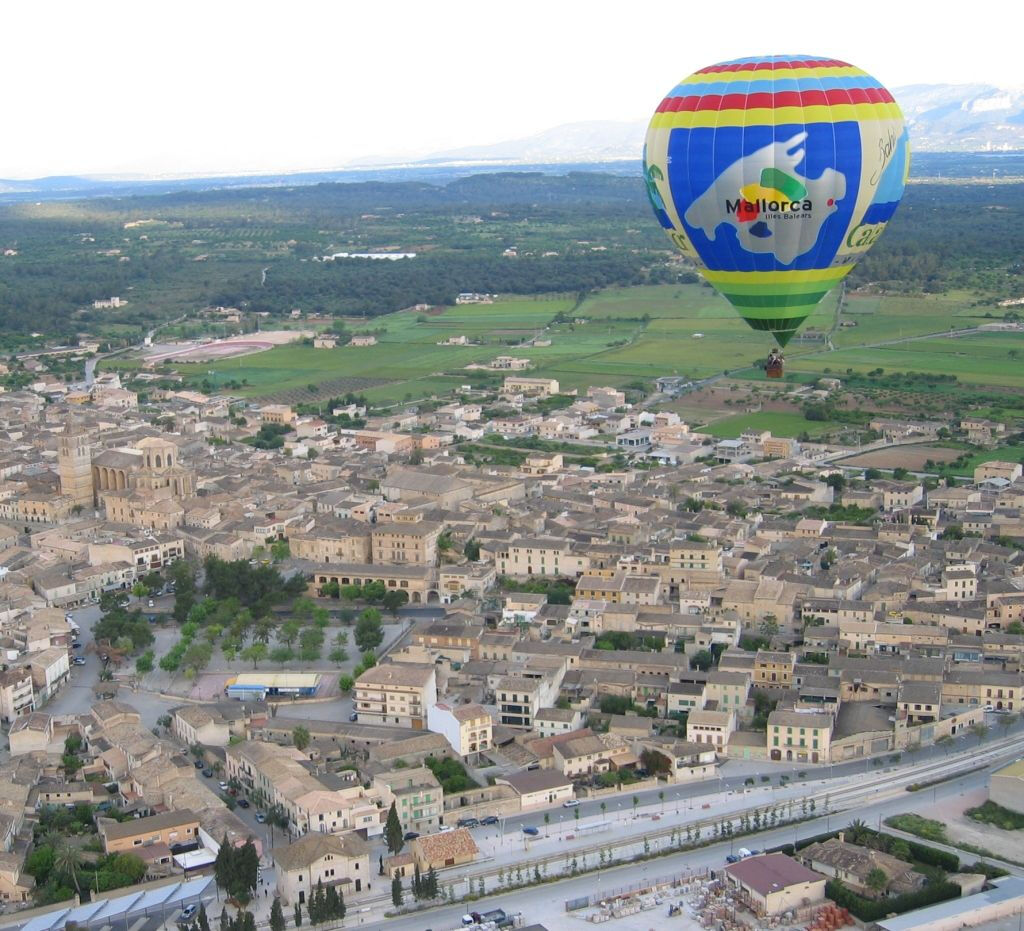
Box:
[898,84,1024,151]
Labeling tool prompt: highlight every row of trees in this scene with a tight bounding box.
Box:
[213,837,260,904]
[391,864,438,906]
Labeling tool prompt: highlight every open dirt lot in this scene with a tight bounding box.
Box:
[918,785,1024,863]
[840,444,962,470]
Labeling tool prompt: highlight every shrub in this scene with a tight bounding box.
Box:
[825,879,960,922]
[965,800,1024,831]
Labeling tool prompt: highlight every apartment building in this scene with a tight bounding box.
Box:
[354,663,437,729]
[426,702,491,757]
[497,537,590,578]
[372,767,443,834]
[767,710,832,763]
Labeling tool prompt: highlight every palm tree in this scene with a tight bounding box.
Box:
[52,839,83,900]
[846,818,869,845]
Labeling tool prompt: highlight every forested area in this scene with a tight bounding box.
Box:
[2,163,1023,340]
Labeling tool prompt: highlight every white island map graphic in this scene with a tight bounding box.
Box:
[684,132,846,265]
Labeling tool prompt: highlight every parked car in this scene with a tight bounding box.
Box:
[462,914,482,927]
[522,826,539,836]
[147,599,155,608]
[202,769,213,778]
[349,712,358,722]
[178,905,198,923]
[255,812,266,824]
[437,825,454,834]
[72,657,87,666]
[725,853,741,863]
[193,760,203,769]
[562,799,580,808]
[237,799,250,809]
[218,781,229,791]
[403,831,419,841]
[71,641,82,649]
[480,815,499,826]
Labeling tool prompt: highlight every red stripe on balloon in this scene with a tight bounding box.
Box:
[659,88,893,112]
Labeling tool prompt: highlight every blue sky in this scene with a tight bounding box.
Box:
[2,0,1020,178]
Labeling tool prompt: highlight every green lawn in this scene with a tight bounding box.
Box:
[701,411,840,439]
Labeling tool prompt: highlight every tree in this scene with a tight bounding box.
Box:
[690,649,714,671]
[391,874,403,907]
[865,867,888,896]
[935,734,954,754]
[412,863,422,900]
[998,712,1018,735]
[972,723,990,745]
[355,609,384,652]
[463,539,481,561]
[270,646,294,665]
[758,615,780,640]
[338,674,355,692]
[293,904,302,928]
[270,898,286,931]
[381,589,409,614]
[198,905,211,931]
[214,834,231,891]
[241,643,267,668]
[292,726,310,752]
[846,819,869,845]
[182,641,213,676]
[424,866,438,899]
[52,839,82,900]
[384,801,404,854]
[328,647,348,666]
[279,619,301,648]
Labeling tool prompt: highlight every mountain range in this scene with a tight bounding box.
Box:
[386,83,1024,167]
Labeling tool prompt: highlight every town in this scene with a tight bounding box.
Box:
[0,343,1021,931]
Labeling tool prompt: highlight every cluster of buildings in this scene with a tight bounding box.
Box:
[0,366,1022,917]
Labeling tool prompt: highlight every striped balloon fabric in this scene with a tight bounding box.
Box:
[644,55,909,347]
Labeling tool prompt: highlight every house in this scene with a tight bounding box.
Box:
[98,810,200,854]
[495,769,574,810]
[798,836,926,897]
[272,831,371,905]
[534,707,584,737]
[0,851,34,903]
[426,702,491,757]
[767,710,832,763]
[409,828,479,871]
[8,712,53,755]
[171,704,231,747]
[686,709,735,750]
[723,854,826,916]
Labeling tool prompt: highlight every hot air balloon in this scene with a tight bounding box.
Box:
[644,55,909,376]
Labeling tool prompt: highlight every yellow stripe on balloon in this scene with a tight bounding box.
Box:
[648,103,899,129]
[703,268,850,285]
[680,67,868,84]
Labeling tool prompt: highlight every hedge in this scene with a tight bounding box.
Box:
[825,879,961,922]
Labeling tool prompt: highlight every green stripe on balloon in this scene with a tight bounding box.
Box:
[722,291,829,309]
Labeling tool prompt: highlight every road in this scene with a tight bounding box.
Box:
[374,752,1016,931]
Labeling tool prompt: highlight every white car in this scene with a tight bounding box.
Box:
[437,825,454,834]
[562,799,580,808]
[218,781,229,791]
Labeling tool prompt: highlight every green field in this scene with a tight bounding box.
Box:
[156,284,1024,403]
[700,411,842,439]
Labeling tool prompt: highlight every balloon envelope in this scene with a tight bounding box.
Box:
[644,55,909,346]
